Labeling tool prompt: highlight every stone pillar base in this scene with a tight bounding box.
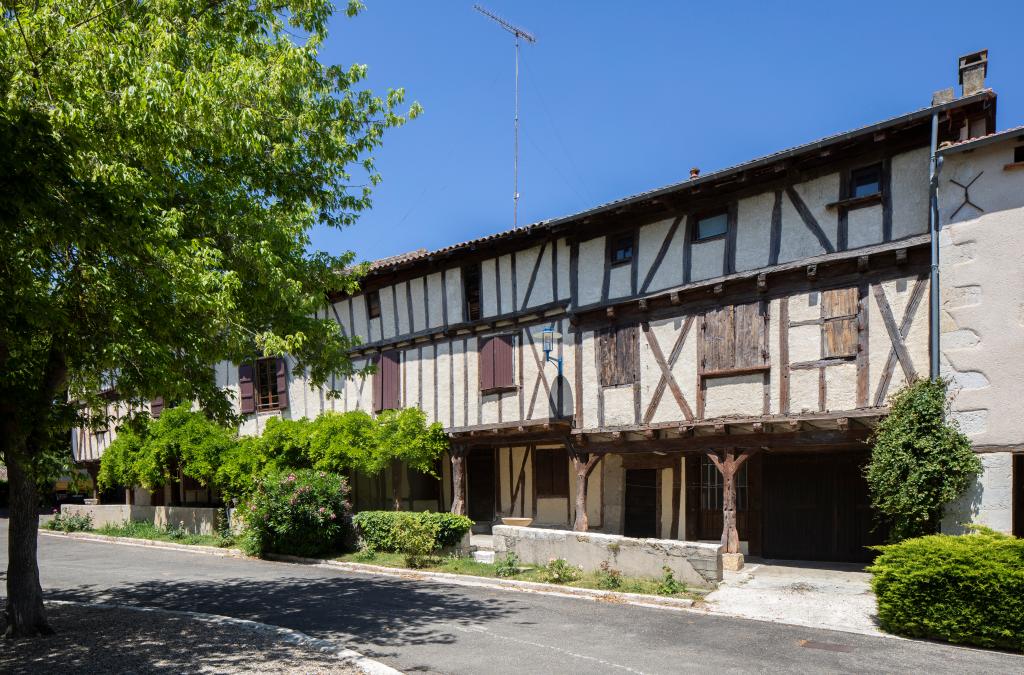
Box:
[722,552,745,571]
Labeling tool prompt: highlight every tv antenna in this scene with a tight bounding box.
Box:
[474,4,536,228]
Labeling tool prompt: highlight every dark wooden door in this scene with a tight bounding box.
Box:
[624,469,659,538]
[762,452,880,562]
[467,449,496,533]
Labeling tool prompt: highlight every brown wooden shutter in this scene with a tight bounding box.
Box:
[371,355,383,412]
[703,306,735,372]
[599,325,638,386]
[275,358,289,409]
[239,364,255,414]
[478,337,495,391]
[822,288,859,358]
[150,397,165,419]
[381,350,400,410]
[734,302,767,368]
[492,335,515,389]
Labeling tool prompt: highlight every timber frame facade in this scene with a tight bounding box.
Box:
[75,55,1020,561]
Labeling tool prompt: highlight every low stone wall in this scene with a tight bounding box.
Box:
[60,504,223,535]
[491,525,722,589]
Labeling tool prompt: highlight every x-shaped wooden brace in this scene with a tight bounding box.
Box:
[950,171,985,219]
[642,317,695,424]
[872,276,928,406]
[525,326,554,419]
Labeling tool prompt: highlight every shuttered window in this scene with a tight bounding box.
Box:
[372,350,401,412]
[463,264,482,322]
[239,358,289,414]
[702,302,768,373]
[599,324,639,386]
[822,288,859,358]
[150,397,165,419]
[366,290,381,319]
[479,334,515,392]
[534,450,569,498]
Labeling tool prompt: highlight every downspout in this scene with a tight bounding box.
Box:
[928,111,941,380]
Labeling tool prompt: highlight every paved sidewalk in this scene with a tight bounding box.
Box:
[702,560,881,636]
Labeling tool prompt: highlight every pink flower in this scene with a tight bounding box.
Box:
[318,507,326,514]
[329,513,337,520]
[286,474,297,482]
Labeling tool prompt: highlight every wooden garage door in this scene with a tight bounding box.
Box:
[762,452,880,562]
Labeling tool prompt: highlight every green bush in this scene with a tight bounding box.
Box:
[353,511,473,552]
[656,566,686,596]
[240,469,353,558]
[543,558,581,584]
[869,530,1024,650]
[495,552,522,578]
[596,561,623,589]
[45,511,93,532]
[396,517,439,568]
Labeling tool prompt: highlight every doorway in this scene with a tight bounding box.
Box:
[467,449,496,533]
[623,469,659,538]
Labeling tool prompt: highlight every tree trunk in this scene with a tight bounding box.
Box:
[391,459,402,511]
[4,451,52,637]
[721,459,739,553]
[450,450,466,516]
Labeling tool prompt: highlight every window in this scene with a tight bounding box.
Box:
[410,466,441,501]
[695,211,729,241]
[479,334,515,392]
[849,164,882,199]
[534,450,569,498]
[821,287,859,358]
[372,350,401,412]
[366,290,381,319]
[463,264,482,322]
[700,456,748,511]
[1015,146,1024,164]
[598,324,638,386]
[609,233,634,265]
[255,358,284,411]
[701,302,768,373]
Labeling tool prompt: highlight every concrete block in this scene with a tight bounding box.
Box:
[722,553,744,571]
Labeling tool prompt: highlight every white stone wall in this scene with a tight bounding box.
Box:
[941,453,1014,534]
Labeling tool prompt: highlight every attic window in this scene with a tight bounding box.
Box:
[609,233,634,265]
[850,164,882,198]
[1015,146,1024,164]
[694,211,728,241]
[463,264,482,322]
[366,290,381,319]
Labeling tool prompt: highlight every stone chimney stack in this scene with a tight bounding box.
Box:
[958,50,988,97]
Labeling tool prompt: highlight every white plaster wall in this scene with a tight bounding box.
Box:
[638,217,683,293]
[767,298,781,414]
[603,386,635,427]
[555,237,571,302]
[480,258,498,318]
[703,374,763,418]
[690,238,724,281]
[641,317,697,424]
[734,192,773,272]
[825,362,858,411]
[394,282,410,336]
[436,341,452,428]
[602,454,624,534]
[607,260,632,299]
[444,268,463,324]
[941,453,1014,534]
[379,285,397,340]
[580,330,599,428]
[790,369,821,414]
[891,147,930,240]
[466,336,480,426]
[425,272,445,328]
[793,173,840,253]
[516,245,540,309]
[577,237,605,306]
[332,299,352,337]
[846,204,883,250]
[410,278,427,334]
[351,294,369,344]
[497,254,514,315]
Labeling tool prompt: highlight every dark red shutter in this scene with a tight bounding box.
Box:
[493,335,514,389]
[239,364,255,414]
[372,355,383,412]
[479,337,495,391]
[150,397,164,419]
[382,350,400,410]
[275,358,289,409]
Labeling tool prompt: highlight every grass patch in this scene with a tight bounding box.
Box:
[333,551,699,600]
[95,520,232,548]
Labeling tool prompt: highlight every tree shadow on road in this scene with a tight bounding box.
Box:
[45,565,525,665]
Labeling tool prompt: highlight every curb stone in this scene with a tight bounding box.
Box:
[39,529,245,557]
[45,600,401,675]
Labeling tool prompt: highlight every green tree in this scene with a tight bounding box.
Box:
[0,0,418,636]
[374,408,448,510]
[866,378,982,542]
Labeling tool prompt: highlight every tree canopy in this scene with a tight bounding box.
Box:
[0,0,418,637]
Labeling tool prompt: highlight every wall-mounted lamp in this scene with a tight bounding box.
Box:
[541,327,563,378]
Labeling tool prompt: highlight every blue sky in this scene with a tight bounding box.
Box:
[312,1,1024,262]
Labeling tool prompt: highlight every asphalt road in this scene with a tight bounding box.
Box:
[3,519,1022,674]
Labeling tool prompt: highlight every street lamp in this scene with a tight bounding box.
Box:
[541,327,563,378]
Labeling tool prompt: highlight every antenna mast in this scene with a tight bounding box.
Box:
[474,4,536,228]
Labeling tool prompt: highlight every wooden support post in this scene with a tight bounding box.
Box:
[569,442,601,532]
[705,448,757,554]
[450,446,467,516]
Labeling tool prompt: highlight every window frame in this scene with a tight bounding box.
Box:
[463,263,482,322]
[366,290,381,320]
[254,357,282,412]
[534,449,570,498]
[700,456,748,511]
[608,232,635,266]
[1014,146,1024,164]
[693,209,730,242]
[848,163,883,200]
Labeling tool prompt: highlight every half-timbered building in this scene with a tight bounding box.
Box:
[75,52,1022,560]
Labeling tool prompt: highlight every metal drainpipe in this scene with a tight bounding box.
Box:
[928,111,941,380]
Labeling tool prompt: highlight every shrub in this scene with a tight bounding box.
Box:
[495,552,521,578]
[596,561,623,590]
[543,558,581,584]
[869,530,1024,651]
[656,566,685,596]
[240,469,353,558]
[866,378,981,541]
[397,517,439,568]
[353,511,473,552]
[45,511,93,533]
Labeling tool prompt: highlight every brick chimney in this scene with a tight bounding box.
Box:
[958,50,988,97]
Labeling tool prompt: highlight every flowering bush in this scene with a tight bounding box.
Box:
[45,510,93,533]
[239,469,353,558]
[543,558,582,584]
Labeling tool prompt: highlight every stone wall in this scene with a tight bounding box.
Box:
[60,504,223,535]
[491,525,721,589]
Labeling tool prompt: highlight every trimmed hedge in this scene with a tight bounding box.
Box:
[869,529,1024,651]
[353,511,474,552]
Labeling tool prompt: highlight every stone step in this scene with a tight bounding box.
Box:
[473,550,495,564]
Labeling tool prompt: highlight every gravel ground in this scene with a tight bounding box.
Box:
[1,603,360,674]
